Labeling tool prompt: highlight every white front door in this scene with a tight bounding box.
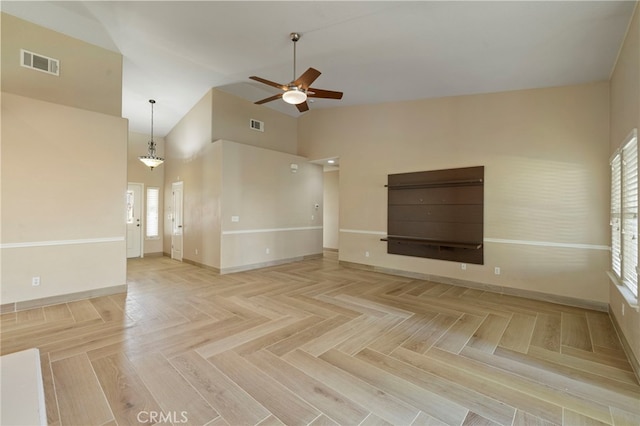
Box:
[171,181,183,261]
[126,183,143,258]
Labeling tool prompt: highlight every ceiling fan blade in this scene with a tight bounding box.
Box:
[294,68,321,89]
[255,93,283,105]
[307,88,343,99]
[296,101,309,113]
[250,76,287,90]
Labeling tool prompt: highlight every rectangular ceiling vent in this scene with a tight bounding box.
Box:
[249,119,264,132]
[21,49,59,76]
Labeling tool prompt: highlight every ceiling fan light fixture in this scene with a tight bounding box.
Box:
[282,87,307,105]
[250,32,342,110]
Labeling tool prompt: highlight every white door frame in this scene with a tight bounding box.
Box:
[126,182,144,258]
[171,181,184,261]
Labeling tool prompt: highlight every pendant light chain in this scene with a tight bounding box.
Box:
[148,99,156,157]
[150,99,155,144]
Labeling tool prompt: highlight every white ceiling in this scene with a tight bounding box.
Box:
[2,1,636,137]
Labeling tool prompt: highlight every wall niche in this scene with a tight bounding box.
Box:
[384,166,484,264]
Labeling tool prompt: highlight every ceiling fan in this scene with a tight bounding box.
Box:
[250,32,343,112]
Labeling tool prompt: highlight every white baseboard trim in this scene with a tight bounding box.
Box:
[220,253,323,274]
[339,260,608,312]
[1,285,127,313]
[609,307,640,383]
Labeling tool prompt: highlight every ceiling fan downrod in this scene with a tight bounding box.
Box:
[290,32,300,84]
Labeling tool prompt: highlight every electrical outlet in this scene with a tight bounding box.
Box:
[266,248,270,254]
[32,276,40,287]
[461,263,467,270]
[494,267,501,275]
[365,251,370,257]
[195,248,198,255]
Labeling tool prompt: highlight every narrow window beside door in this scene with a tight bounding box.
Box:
[126,190,135,224]
[146,187,160,239]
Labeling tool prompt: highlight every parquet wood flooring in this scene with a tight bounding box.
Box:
[1,254,638,426]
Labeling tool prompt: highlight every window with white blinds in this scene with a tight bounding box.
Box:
[611,129,638,299]
[611,152,622,277]
[146,187,160,239]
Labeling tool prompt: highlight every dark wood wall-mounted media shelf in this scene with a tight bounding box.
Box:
[384,166,484,264]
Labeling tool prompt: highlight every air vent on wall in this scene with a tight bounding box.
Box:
[249,119,264,132]
[21,49,59,76]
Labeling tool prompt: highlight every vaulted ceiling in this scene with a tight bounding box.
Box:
[2,1,636,136]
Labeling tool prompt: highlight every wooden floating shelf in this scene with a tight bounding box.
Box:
[385,178,483,189]
[381,236,482,250]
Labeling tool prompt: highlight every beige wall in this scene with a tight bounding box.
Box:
[1,15,126,307]
[4,2,632,363]
[127,131,165,255]
[203,143,224,269]
[164,90,321,272]
[323,170,340,250]
[299,82,610,304]
[219,140,323,272]
[609,4,640,366]
[212,89,298,155]
[164,90,215,260]
[165,142,222,269]
[1,93,128,305]
[1,13,122,117]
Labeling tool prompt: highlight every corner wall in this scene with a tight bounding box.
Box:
[1,94,128,307]
[323,170,340,250]
[0,14,127,309]
[164,90,321,272]
[219,140,323,273]
[212,89,298,155]
[164,89,216,265]
[299,82,610,305]
[609,3,640,368]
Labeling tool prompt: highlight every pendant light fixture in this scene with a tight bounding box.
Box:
[139,99,164,170]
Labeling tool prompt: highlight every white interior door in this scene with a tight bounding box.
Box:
[171,181,184,261]
[126,183,143,258]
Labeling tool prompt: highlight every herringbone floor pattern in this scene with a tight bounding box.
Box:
[1,254,638,426]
